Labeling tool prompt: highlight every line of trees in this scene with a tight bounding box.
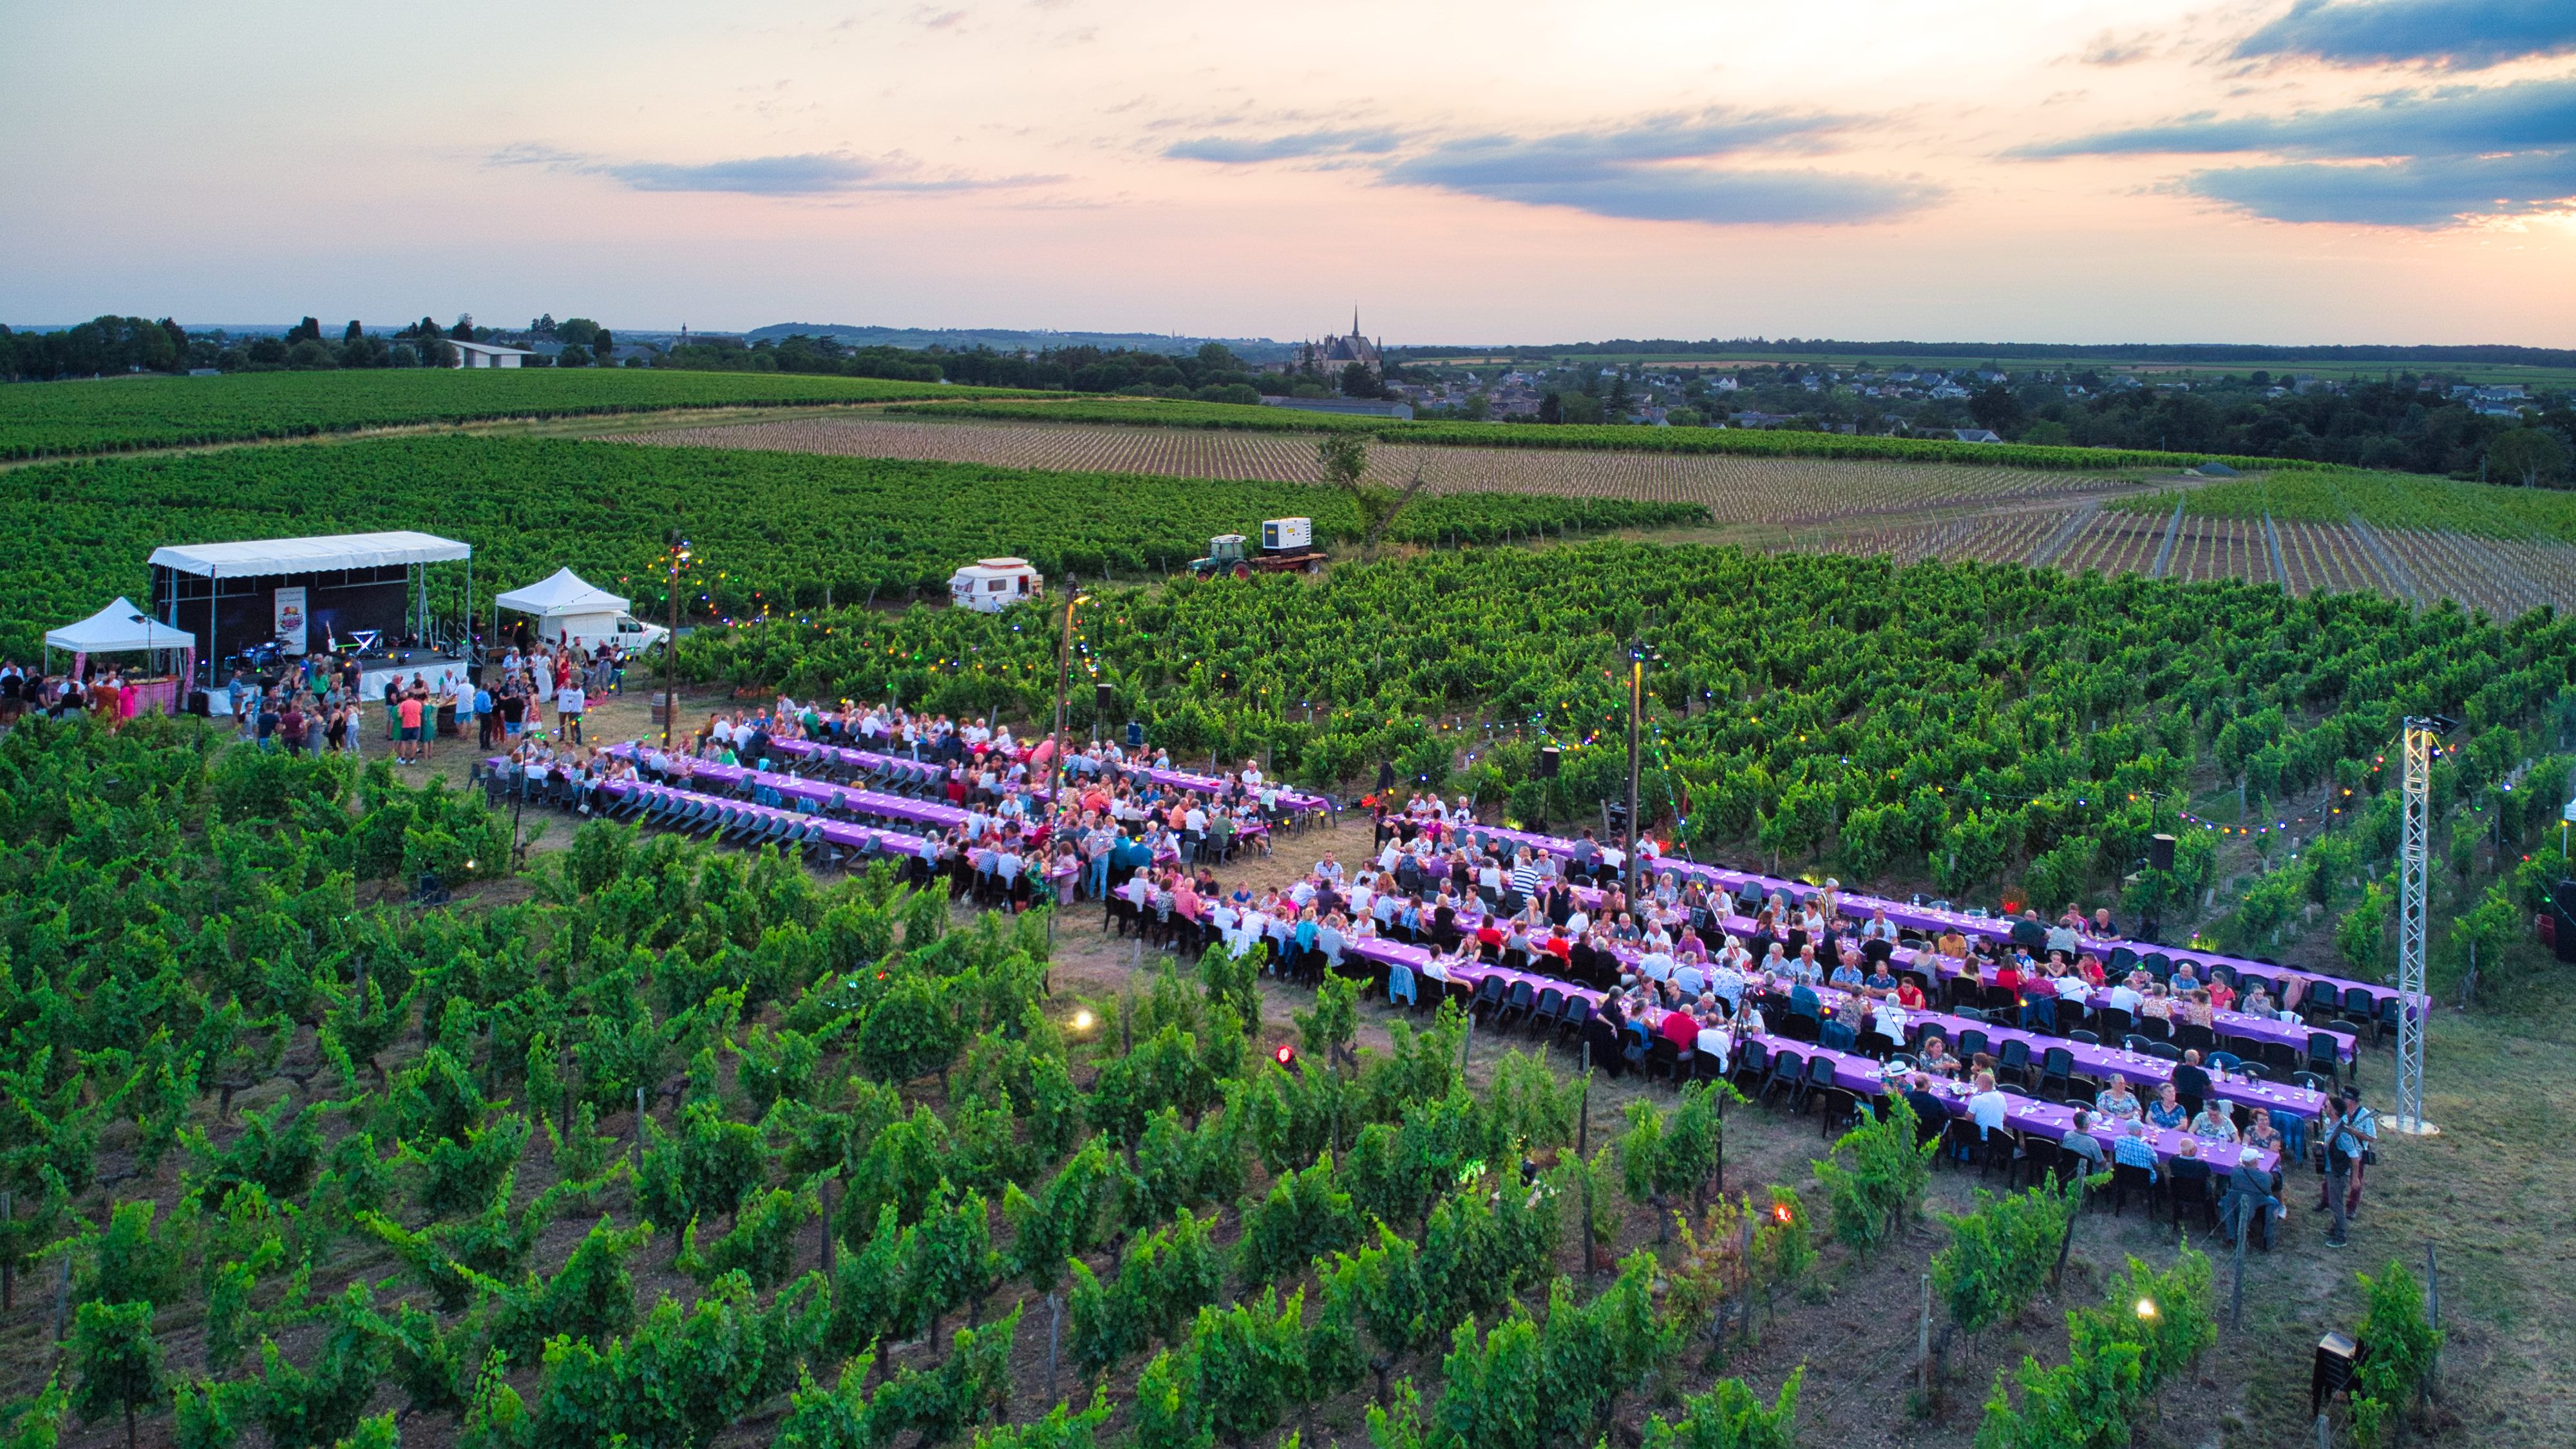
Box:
[0,316,190,381]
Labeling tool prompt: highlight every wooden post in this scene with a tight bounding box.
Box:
[559,1044,574,1144]
[634,1084,648,1168]
[820,1179,836,1280]
[51,1252,70,1354]
[1046,1290,1063,1402]
[1576,1042,1591,1160]
[1918,1272,1933,1396]
[2425,1241,2440,1399]
[2053,1178,2084,1287]
[2230,1200,2249,1331]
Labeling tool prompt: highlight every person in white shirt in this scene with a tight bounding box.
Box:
[1859,907,1898,944]
[1871,996,1908,1045]
[2105,979,2141,1016]
[1707,960,1745,1010]
[1967,1072,2010,1135]
[1694,1013,1732,1072]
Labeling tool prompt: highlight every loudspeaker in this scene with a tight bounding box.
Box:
[185,689,210,717]
[1125,721,1144,748]
[1536,746,1561,778]
[2552,880,2576,963]
[1095,682,1115,715]
[2311,1331,2360,1416]
[2148,833,2177,871]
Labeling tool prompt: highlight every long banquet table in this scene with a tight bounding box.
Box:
[1401,888,2351,1062]
[1394,815,2406,1017]
[771,735,1330,817]
[490,763,940,860]
[1336,931,2289,1168]
[610,746,972,831]
[1747,1034,2283,1175]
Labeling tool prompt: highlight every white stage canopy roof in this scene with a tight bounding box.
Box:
[494,567,629,618]
[148,531,471,578]
[47,597,193,653]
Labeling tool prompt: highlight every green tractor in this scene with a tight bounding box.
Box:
[1188,519,1326,578]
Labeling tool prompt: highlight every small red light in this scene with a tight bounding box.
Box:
[1274,1045,1296,1066]
[1773,1202,1794,1224]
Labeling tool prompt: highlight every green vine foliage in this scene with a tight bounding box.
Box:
[2347,1260,2443,1447]
[1235,1153,1362,1287]
[1976,1247,2217,1449]
[1640,1368,1805,1449]
[1066,1210,1224,1379]
[1811,1095,1936,1258]
[1932,1173,2094,1338]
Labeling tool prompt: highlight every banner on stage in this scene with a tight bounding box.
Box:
[274,587,308,655]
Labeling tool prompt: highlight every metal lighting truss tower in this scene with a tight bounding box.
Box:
[2392,715,2453,1135]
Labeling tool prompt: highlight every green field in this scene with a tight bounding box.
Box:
[0,370,1043,460]
[0,435,1703,659]
[2112,471,2576,543]
[885,396,2334,473]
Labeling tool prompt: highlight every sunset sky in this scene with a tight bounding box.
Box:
[5,0,2573,345]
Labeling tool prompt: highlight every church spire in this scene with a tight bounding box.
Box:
[1352,305,1360,339]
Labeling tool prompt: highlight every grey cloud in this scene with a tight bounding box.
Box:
[1392,166,1940,225]
[2018,76,2576,226]
[1166,109,1934,225]
[2081,30,2161,66]
[491,146,1048,196]
[2016,76,2576,157]
[2188,151,2576,224]
[2232,0,2576,71]
[602,153,889,194]
[1163,129,1403,163]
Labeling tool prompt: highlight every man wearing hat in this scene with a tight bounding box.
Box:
[2320,1084,2376,1247]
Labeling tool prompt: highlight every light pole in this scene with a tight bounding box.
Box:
[1624,641,1658,899]
[661,534,691,750]
[1048,586,1088,800]
[2394,713,2458,1135]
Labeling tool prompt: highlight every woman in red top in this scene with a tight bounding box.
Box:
[1993,958,2023,993]
[1896,977,1927,1009]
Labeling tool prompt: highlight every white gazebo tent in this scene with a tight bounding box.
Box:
[46,596,196,692]
[494,567,629,620]
[491,567,655,654]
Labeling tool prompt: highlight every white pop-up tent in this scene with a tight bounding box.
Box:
[46,597,196,700]
[493,568,667,652]
[48,597,191,655]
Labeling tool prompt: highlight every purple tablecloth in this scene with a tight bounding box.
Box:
[1407,895,2350,1062]
[1748,1035,2279,1174]
[1798,988,2327,1119]
[492,762,940,860]
[1395,815,2403,1020]
[610,745,972,831]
